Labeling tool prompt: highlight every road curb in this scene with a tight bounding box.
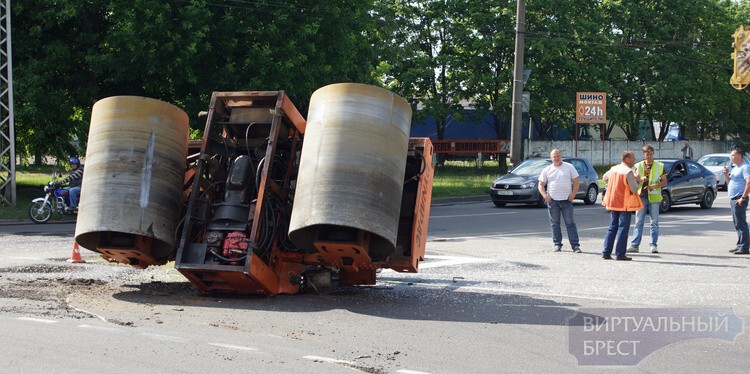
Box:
[431,195,490,206]
[0,218,76,226]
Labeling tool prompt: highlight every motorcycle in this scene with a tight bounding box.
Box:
[28,181,79,223]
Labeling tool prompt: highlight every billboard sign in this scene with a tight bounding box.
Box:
[576,92,607,124]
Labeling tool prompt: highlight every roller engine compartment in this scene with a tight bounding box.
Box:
[175,92,304,295]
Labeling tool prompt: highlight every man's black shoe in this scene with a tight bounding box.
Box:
[602,255,612,260]
[733,250,750,255]
[616,256,633,261]
[729,249,738,253]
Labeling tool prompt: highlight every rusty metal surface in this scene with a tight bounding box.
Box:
[75,96,189,261]
[288,83,412,260]
[175,91,306,294]
[386,138,434,273]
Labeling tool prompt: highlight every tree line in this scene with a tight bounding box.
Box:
[11,0,750,163]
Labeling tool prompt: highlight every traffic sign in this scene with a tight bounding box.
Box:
[576,92,606,124]
[522,91,530,112]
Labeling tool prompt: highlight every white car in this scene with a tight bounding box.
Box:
[696,153,750,190]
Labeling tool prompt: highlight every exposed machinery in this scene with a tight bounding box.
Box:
[74,83,434,295]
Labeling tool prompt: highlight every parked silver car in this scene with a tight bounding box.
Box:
[489,157,599,207]
[696,153,750,190]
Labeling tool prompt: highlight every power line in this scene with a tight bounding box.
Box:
[172,0,339,14]
[526,29,717,48]
[524,30,732,71]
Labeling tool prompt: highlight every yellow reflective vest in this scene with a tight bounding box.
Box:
[634,161,665,203]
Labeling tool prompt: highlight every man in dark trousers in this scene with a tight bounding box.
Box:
[681,141,693,160]
[538,149,581,253]
[601,151,643,261]
[725,149,750,255]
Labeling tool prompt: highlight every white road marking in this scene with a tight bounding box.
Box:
[662,215,732,222]
[430,227,595,241]
[429,215,730,241]
[431,211,516,218]
[78,324,122,332]
[140,332,186,343]
[17,317,57,324]
[302,355,355,365]
[65,296,109,323]
[418,255,495,269]
[397,370,432,374]
[208,343,259,351]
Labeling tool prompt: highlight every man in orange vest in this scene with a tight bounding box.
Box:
[602,151,644,260]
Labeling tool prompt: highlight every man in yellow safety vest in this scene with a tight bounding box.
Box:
[628,145,667,254]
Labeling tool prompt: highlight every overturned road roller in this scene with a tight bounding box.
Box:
[75,83,434,295]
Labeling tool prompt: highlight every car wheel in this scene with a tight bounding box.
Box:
[493,201,507,207]
[583,184,598,205]
[699,189,715,209]
[659,191,671,214]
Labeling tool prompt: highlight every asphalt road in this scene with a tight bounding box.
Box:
[0,221,76,234]
[0,192,747,373]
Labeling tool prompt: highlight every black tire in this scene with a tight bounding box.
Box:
[699,189,715,209]
[28,201,52,223]
[659,191,671,214]
[583,184,598,205]
[493,201,507,207]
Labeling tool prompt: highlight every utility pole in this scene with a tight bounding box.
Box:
[0,0,15,206]
[510,0,525,167]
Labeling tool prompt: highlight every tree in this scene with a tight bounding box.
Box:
[373,0,467,164]
[12,0,378,162]
[601,0,746,141]
[450,1,516,170]
[12,0,109,163]
[93,0,376,124]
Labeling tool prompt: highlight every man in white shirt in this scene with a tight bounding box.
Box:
[538,149,581,253]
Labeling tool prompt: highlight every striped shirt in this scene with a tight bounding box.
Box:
[59,166,84,188]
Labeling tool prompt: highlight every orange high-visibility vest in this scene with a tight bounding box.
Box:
[602,164,644,212]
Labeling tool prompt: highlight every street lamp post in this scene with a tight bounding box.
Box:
[510,0,526,168]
